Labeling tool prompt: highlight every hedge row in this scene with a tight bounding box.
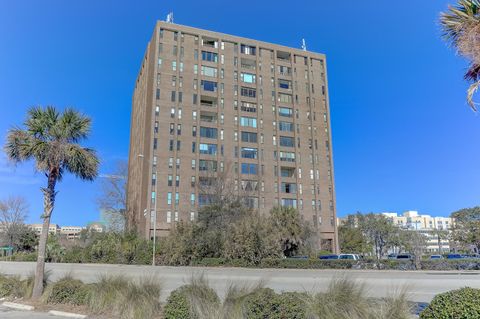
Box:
[192,257,480,271]
[11,252,480,271]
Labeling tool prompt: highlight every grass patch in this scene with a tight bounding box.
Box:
[87,274,161,319]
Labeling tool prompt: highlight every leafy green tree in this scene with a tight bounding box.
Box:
[268,206,309,257]
[451,206,480,252]
[357,213,398,259]
[4,106,99,298]
[16,226,38,252]
[399,230,427,268]
[440,0,480,110]
[223,211,281,264]
[338,225,369,254]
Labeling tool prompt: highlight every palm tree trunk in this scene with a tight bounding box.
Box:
[32,173,56,299]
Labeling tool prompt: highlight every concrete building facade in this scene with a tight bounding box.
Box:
[127,21,338,252]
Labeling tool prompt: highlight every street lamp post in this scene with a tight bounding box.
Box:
[139,154,157,266]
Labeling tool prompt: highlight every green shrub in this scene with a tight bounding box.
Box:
[163,286,194,319]
[42,276,90,305]
[243,288,307,319]
[164,277,220,319]
[0,275,25,298]
[420,287,480,319]
[11,251,37,262]
[62,246,87,263]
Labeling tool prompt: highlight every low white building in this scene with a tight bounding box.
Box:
[28,224,60,235]
[382,211,453,253]
[60,226,86,240]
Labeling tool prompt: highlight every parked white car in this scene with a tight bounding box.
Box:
[338,254,361,260]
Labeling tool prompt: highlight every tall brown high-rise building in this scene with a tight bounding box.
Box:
[127,21,339,253]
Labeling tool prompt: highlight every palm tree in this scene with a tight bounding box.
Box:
[440,0,480,111]
[4,106,99,298]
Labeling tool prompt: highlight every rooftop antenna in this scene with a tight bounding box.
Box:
[166,12,174,23]
[301,38,307,51]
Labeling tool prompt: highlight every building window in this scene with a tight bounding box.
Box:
[191,159,196,170]
[190,193,195,206]
[156,89,160,100]
[241,163,258,175]
[171,91,176,102]
[175,175,180,187]
[241,101,256,113]
[241,87,256,98]
[199,143,217,155]
[241,131,257,143]
[167,211,171,223]
[278,107,293,117]
[201,66,218,77]
[199,159,217,172]
[280,151,295,162]
[200,127,218,139]
[167,192,172,205]
[281,182,297,194]
[240,44,256,55]
[201,80,218,92]
[241,147,258,159]
[278,79,292,90]
[279,136,295,147]
[172,61,177,71]
[278,121,294,132]
[177,124,182,135]
[281,198,297,208]
[167,175,173,186]
[280,167,295,178]
[240,116,257,128]
[168,157,173,168]
[201,51,218,62]
[278,65,291,76]
[241,72,256,84]
[278,93,293,103]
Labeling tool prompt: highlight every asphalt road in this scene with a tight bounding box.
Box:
[1,261,479,303]
[0,305,56,318]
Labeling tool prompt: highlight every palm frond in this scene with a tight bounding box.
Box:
[467,80,480,110]
[63,144,99,181]
[55,108,91,143]
[26,106,59,141]
[440,0,480,47]
[4,128,34,163]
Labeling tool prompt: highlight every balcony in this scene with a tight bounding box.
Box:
[202,37,218,49]
[200,111,217,124]
[241,58,256,71]
[200,95,217,108]
[277,50,291,62]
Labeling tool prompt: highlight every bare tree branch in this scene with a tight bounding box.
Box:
[97,160,127,232]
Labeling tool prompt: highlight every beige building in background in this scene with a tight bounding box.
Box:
[29,224,60,235]
[382,211,453,253]
[127,21,338,252]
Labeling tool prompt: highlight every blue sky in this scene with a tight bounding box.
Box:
[0,0,479,225]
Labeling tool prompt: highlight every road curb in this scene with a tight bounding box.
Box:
[48,310,87,318]
[2,301,34,311]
